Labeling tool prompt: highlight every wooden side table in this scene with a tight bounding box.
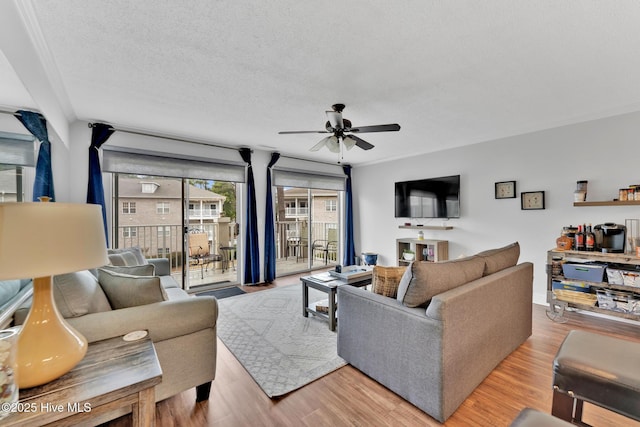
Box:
[3,333,162,427]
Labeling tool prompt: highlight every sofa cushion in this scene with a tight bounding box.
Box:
[108,252,138,267]
[0,280,22,307]
[97,268,167,309]
[372,266,407,298]
[101,264,156,277]
[53,271,112,318]
[397,256,486,308]
[107,247,148,266]
[476,242,520,276]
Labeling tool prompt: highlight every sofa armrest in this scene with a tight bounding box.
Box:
[66,296,218,343]
[147,258,171,276]
[337,285,445,417]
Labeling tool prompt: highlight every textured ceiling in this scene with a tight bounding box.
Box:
[2,1,640,165]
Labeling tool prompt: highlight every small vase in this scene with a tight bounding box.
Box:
[0,328,18,420]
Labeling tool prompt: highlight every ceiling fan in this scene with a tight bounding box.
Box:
[278,104,401,153]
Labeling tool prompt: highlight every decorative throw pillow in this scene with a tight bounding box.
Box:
[100,264,155,277]
[476,242,520,276]
[372,266,407,298]
[97,268,167,309]
[53,271,112,318]
[397,256,486,308]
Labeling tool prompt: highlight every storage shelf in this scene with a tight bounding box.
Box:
[553,249,640,265]
[551,275,640,294]
[559,299,640,321]
[573,200,640,207]
[397,239,448,265]
[398,225,454,230]
[547,249,640,324]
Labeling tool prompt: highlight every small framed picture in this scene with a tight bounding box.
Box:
[521,191,545,210]
[495,181,516,199]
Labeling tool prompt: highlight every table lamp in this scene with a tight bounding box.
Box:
[0,200,109,388]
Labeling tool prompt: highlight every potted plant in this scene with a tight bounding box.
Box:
[402,249,415,261]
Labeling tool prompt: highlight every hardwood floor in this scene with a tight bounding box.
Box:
[106,273,640,427]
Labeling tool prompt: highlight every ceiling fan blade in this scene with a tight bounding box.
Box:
[279,130,330,134]
[348,134,375,150]
[350,124,401,133]
[326,111,344,130]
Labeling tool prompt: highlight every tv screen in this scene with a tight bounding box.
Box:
[395,175,460,218]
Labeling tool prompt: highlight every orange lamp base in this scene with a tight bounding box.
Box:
[17,276,87,389]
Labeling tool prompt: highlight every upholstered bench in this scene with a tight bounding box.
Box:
[510,408,572,426]
[552,330,640,423]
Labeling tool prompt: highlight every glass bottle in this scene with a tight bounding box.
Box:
[556,228,573,251]
[575,225,585,251]
[585,223,595,251]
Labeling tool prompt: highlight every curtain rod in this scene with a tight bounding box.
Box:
[279,154,349,167]
[88,122,247,153]
[0,109,23,118]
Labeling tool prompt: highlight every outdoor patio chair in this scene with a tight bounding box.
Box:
[188,232,222,279]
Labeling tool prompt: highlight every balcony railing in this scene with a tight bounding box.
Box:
[274,221,339,263]
[284,207,309,217]
[188,208,220,218]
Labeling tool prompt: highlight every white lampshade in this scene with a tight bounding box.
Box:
[343,135,357,150]
[310,136,332,152]
[0,202,109,280]
[327,136,340,153]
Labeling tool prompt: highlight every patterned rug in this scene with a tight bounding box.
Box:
[216,284,346,397]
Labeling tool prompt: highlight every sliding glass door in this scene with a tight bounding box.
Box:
[274,186,341,276]
[113,174,239,291]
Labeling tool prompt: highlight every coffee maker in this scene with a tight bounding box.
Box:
[593,223,626,253]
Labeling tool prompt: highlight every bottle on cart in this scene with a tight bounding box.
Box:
[575,225,585,251]
[585,223,595,251]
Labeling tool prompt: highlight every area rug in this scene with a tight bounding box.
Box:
[196,286,246,299]
[216,284,346,397]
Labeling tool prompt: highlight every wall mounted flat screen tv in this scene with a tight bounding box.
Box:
[395,175,460,218]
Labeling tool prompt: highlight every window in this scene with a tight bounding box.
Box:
[326,199,337,212]
[157,247,170,257]
[0,131,36,203]
[123,226,137,238]
[156,202,170,214]
[122,202,136,214]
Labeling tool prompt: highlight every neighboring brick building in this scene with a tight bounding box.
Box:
[115,177,228,258]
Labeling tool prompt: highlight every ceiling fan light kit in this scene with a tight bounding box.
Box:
[278,104,401,160]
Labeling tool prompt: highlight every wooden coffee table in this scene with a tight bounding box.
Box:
[3,333,162,427]
[301,272,372,331]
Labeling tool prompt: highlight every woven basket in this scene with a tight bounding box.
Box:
[372,265,407,298]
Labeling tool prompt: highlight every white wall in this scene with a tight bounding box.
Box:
[353,110,640,305]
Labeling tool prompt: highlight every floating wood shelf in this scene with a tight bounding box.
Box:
[574,200,640,207]
[398,225,454,230]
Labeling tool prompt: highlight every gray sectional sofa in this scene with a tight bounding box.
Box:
[15,247,217,412]
[337,242,533,422]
